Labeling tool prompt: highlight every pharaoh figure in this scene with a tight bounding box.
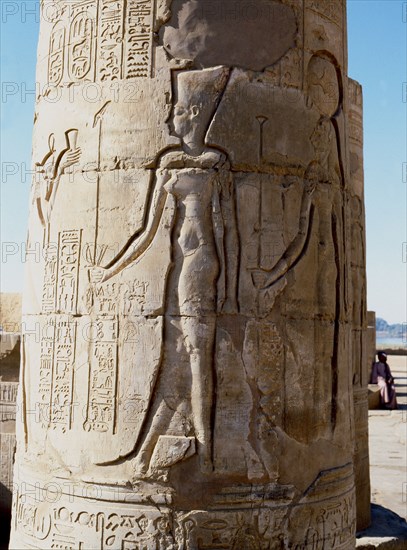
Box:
[91,66,239,475]
[34,130,81,244]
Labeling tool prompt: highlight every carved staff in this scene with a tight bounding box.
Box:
[92,101,111,264]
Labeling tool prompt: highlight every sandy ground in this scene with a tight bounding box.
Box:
[368,355,407,520]
[356,355,407,547]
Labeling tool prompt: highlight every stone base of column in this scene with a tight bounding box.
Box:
[10,462,356,549]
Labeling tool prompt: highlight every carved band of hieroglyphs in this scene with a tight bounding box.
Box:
[39,318,55,426]
[0,433,16,492]
[0,382,18,421]
[125,0,155,79]
[50,317,77,431]
[49,21,65,85]
[69,1,97,81]
[11,476,355,549]
[84,316,118,433]
[38,316,76,431]
[57,230,82,314]
[98,0,126,81]
[47,1,155,84]
[42,244,58,313]
[42,230,81,314]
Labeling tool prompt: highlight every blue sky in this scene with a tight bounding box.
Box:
[1,1,406,324]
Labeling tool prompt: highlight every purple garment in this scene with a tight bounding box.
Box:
[370,361,398,409]
[370,361,392,384]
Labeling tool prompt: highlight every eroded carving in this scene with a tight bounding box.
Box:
[68,2,97,81]
[84,316,118,434]
[11,1,363,547]
[34,131,81,245]
[91,67,237,476]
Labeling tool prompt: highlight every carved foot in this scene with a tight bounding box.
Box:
[131,452,149,480]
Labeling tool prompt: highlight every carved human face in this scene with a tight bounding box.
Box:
[171,102,199,138]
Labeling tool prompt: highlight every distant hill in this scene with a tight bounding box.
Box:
[376,317,404,338]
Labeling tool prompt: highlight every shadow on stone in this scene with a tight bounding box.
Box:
[0,483,12,550]
[356,504,407,547]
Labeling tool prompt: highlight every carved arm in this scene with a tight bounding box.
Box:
[250,185,314,290]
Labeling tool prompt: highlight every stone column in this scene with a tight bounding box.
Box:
[348,78,371,531]
[0,293,21,531]
[11,1,359,547]
[367,311,377,366]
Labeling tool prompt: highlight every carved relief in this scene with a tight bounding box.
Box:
[34,130,82,245]
[84,316,118,433]
[125,0,155,79]
[51,316,76,431]
[11,0,361,546]
[68,2,97,81]
[42,243,58,313]
[307,0,343,27]
[37,316,77,431]
[97,0,126,81]
[0,382,18,421]
[307,55,341,118]
[48,21,65,85]
[90,67,237,477]
[0,433,16,495]
[57,230,82,314]
[11,464,356,548]
[46,0,157,86]
[242,320,283,479]
[38,317,56,426]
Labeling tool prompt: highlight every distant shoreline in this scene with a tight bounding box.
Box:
[376,337,407,355]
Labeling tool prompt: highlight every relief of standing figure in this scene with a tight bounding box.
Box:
[91,66,239,475]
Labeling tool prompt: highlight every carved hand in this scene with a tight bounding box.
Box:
[89,266,108,284]
[60,147,82,172]
[250,263,288,290]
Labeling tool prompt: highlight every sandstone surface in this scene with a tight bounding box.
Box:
[10,1,368,548]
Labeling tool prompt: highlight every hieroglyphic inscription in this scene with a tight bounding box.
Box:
[68,1,97,81]
[47,1,156,84]
[256,322,284,426]
[98,0,126,81]
[0,433,16,493]
[14,492,53,542]
[84,316,118,433]
[0,382,18,421]
[243,320,284,427]
[38,316,76,431]
[57,230,82,314]
[50,317,76,431]
[48,506,172,549]
[125,0,155,78]
[48,22,65,85]
[42,243,58,313]
[39,319,56,426]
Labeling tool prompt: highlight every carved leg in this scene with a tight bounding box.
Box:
[133,398,173,477]
[182,316,216,474]
[190,350,213,473]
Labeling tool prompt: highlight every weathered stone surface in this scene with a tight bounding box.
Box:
[348,77,370,532]
[0,293,22,333]
[10,1,366,548]
[0,294,21,522]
